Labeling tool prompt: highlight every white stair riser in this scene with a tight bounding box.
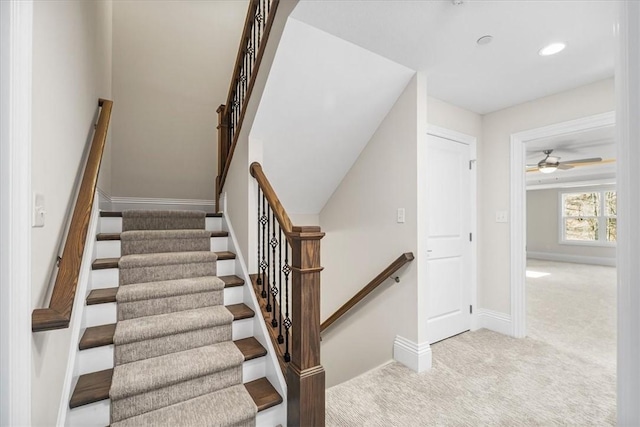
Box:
[67,400,110,427]
[77,345,114,375]
[90,259,235,289]
[232,318,253,340]
[242,357,267,383]
[95,237,228,259]
[98,217,222,233]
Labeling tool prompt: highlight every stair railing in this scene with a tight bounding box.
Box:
[249,162,325,427]
[321,252,415,333]
[216,0,280,212]
[32,99,113,332]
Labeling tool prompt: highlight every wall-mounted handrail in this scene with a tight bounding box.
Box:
[216,0,280,211]
[32,99,113,332]
[249,161,325,426]
[321,252,415,333]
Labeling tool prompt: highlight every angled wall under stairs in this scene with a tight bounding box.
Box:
[65,209,285,426]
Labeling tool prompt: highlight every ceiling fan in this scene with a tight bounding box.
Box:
[526,149,606,174]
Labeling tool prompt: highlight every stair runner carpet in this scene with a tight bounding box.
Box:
[109,210,257,427]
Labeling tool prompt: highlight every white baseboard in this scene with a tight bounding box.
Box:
[477,309,513,336]
[96,187,111,211]
[527,251,616,267]
[109,196,216,213]
[393,335,432,372]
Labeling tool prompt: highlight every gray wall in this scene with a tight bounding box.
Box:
[110,1,247,200]
[527,187,616,264]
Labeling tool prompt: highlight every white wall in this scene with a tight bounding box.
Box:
[110,0,247,201]
[527,187,616,264]
[480,78,614,314]
[319,76,419,387]
[30,1,112,425]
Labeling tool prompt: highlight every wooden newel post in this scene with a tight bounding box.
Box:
[287,225,325,427]
[216,104,228,213]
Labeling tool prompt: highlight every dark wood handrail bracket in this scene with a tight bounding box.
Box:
[215,0,280,212]
[32,99,113,332]
[321,252,415,333]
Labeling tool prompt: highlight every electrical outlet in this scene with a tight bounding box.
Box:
[397,208,405,223]
[495,211,508,223]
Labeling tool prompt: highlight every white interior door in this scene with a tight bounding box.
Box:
[426,134,472,344]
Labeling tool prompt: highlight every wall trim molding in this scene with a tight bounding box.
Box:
[527,251,616,267]
[56,196,100,426]
[615,2,640,423]
[110,196,216,212]
[0,1,33,425]
[393,335,432,372]
[510,111,615,339]
[477,309,513,337]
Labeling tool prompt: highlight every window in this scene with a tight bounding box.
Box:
[561,189,616,245]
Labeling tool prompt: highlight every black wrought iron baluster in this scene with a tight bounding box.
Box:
[277,227,284,344]
[270,211,278,327]
[283,242,291,362]
[256,187,262,288]
[260,195,267,298]
[266,205,272,312]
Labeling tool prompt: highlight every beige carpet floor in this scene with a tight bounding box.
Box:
[326,261,616,426]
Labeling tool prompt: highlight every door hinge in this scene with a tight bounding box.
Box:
[470,305,473,314]
[469,232,472,242]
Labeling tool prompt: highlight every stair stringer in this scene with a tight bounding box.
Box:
[223,212,287,426]
[56,191,102,427]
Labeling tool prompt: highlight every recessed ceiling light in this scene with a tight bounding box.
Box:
[538,42,566,56]
[477,35,493,46]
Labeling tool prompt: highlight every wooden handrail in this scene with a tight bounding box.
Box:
[32,99,113,332]
[250,161,293,237]
[216,0,280,211]
[321,252,415,333]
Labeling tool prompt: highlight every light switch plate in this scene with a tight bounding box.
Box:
[397,208,405,223]
[33,193,45,227]
[495,211,508,223]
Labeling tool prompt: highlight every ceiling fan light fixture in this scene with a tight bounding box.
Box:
[539,164,558,174]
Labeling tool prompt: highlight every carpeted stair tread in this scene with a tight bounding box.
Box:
[85,276,245,305]
[70,368,113,408]
[80,324,116,350]
[91,252,235,271]
[110,384,257,427]
[245,378,283,412]
[116,276,225,303]
[97,231,228,241]
[100,211,222,218]
[120,230,213,255]
[114,306,233,345]
[119,251,218,269]
[110,341,244,400]
[122,210,206,232]
[87,287,118,305]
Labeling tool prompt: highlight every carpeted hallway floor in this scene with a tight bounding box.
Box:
[326,260,616,426]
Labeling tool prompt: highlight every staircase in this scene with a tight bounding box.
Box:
[67,210,283,426]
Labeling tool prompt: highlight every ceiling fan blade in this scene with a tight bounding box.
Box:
[557,164,574,170]
[526,166,539,173]
[561,157,603,165]
[526,164,539,168]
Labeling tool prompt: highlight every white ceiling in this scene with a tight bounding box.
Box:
[291,0,616,114]
[526,125,616,188]
[252,18,415,214]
